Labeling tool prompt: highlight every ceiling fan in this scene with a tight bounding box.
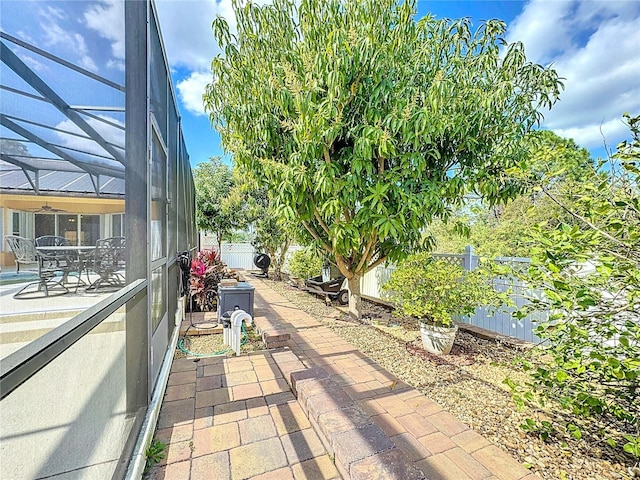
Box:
[30,202,67,213]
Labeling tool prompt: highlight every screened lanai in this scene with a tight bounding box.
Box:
[0,1,198,478]
[0,9,126,266]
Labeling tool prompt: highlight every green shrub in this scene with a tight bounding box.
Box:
[382,252,499,327]
[287,249,323,281]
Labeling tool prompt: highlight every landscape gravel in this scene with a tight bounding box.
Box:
[264,279,637,480]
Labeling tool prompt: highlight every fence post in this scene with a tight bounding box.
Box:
[463,245,477,271]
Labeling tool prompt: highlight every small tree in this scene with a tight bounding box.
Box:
[193,157,245,252]
[205,0,562,317]
[233,173,295,281]
[383,254,499,327]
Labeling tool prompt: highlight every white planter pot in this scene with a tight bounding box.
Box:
[419,322,458,355]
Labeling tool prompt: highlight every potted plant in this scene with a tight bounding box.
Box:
[189,249,237,311]
[286,248,323,288]
[382,252,498,354]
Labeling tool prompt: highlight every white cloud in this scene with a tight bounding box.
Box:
[78,55,98,72]
[46,5,66,21]
[507,1,576,64]
[16,30,36,45]
[176,71,212,116]
[153,0,248,116]
[154,0,223,71]
[154,1,274,118]
[55,115,125,159]
[107,59,125,72]
[154,0,273,71]
[83,0,125,60]
[507,0,640,151]
[554,117,631,151]
[39,17,99,72]
[20,53,48,73]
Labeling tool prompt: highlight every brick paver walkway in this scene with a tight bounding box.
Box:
[148,277,538,480]
[148,351,340,480]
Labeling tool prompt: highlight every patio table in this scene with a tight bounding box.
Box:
[36,246,96,287]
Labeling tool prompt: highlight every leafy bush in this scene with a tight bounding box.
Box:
[506,115,640,459]
[382,253,500,327]
[287,249,323,282]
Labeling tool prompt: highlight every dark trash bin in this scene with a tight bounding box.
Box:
[217,281,254,321]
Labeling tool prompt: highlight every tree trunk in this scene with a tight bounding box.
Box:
[273,260,282,281]
[216,231,222,256]
[347,274,362,319]
[272,244,289,282]
[268,248,278,280]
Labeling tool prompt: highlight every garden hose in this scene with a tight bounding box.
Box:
[177,251,191,297]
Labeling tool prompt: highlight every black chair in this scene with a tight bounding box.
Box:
[5,235,69,298]
[87,237,126,290]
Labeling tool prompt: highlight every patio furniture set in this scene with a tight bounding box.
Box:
[5,235,126,298]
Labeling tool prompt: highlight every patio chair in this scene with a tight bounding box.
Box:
[35,235,82,287]
[34,235,71,248]
[5,235,39,273]
[5,235,69,298]
[86,236,126,291]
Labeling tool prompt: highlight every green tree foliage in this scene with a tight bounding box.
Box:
[429,130,596,257]
[518,129,595,186]
[506,115,640,459]
[193,157,245,252]
[205,0,562,317]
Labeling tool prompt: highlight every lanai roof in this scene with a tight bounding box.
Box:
[0,3,126,198]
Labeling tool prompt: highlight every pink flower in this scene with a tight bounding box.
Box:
[191,259,206,276]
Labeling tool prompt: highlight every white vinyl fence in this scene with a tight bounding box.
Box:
[362,246,545,343]
[219,243,256,270]
[201,241,304,272]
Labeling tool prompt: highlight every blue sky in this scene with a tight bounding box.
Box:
[3,1,639,168]
[153,0,640,168]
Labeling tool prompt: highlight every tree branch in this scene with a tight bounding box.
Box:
[540,185,632,259]
[378,156,384,175]
[334,252,353,280]
[366,254,388,272]
[336,69,364,120]
[323,145,331,164]
[355,231,377,274]
[313,206,331,236]
[301,220,333,254]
